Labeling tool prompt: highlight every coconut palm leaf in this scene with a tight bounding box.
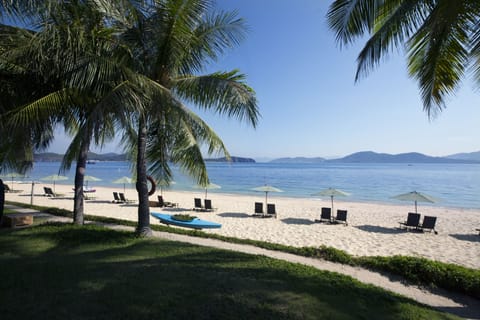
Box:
[327,0,480,116]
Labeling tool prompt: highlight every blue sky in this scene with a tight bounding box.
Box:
[49,0,479,160]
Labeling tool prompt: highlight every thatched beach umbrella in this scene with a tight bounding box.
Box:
[252,185,283,206]
[158,179,175,196]
[196,182,221,199]
[0,172,24,190]
[312,188,350,213]
[391,191,437,213]
[112,176,134,193]
[40,174,68,193]
[83,175,101,188]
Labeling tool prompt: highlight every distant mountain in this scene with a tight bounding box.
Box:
[270,157,326,163]
[35,152,127,162]
[329,151,479,163]
[445,151,480,162]
[205,156,255,163]
[34,152,64,162]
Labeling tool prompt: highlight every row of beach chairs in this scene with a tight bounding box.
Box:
[315,207,348,225]
[112,192,135,204]
[253,202,277,218]
[399,212,437,234]
[193,198,215,212]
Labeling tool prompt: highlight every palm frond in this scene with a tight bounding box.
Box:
[406,1,471,117]
[327,0,379,47]
[174,70,259,127]
[355,0,428,80]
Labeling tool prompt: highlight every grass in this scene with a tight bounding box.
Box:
[0,223,458,320]
[5,201,480,299]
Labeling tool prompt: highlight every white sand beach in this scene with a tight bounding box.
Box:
[7,183,480,269]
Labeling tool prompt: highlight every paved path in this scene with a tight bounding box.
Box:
[5,205,479,319]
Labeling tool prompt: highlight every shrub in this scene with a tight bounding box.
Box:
[358,255,480,299]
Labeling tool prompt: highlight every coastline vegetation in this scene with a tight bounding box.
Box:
[0,222,459,319]
[6,201,479,300]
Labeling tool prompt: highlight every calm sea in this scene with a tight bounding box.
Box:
[9,161,480,209]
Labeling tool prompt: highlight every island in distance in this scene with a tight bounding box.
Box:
[34,150,480,164]
[270,151,480,164]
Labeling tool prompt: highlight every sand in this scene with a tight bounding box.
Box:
[7,183,480,269]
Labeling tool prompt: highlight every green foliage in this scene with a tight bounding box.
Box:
[327,0,480,116]
[358,256,480,299]
[0,223,459,319]
[171,214,196,222]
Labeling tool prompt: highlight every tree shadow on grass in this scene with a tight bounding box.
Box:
[0,223,468,320]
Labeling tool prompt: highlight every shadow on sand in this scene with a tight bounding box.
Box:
[281,218,315,225]
[449,233,480,243]
[217,212,251,218]
[355,225,406,234]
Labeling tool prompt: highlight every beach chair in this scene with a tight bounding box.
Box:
[113,192,122,203]
[267,203,277,218]
[158,195,175,208]
[399,212,421,231]
[4,184,22,193]
[119,193,135,203]
[316,207,332,223]
[204,199,214,212]
[418,216,437,234]
[253,202,263,217]
[44,187,64,198]
[193,198,203,211]
[44,187,55,197]
[334,209,348,226]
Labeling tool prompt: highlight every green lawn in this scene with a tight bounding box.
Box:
[0,223,458,320]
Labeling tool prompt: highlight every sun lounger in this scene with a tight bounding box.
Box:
[112,192,122,203]
[267,203,277,218]
[252,202,263,217]
[399,212,421,231]
[43,187,64,198]
[119,193,135,203]
[315,207,332,223]
[193,198,203,211]
[334,209,348,225]
[418,216,437,234]
[158,195,175,208]
[204,199,215,212]
[4,184,22,193]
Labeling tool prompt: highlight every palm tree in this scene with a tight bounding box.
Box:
[0,1,130,224]
[114,0,259,236]
[327,0,480,117]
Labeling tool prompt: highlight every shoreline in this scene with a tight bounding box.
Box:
[11,180,480,211]
[6,183,480,269]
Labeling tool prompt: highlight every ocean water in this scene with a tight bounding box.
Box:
[8,161,480,209]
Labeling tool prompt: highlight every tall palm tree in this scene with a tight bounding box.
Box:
[114,0,259,236]
[327,0,480,117]
[1,1,130,223]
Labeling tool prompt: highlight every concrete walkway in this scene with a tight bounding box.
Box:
[4,205,479,319]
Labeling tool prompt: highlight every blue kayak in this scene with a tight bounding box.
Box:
[151,212,221,230]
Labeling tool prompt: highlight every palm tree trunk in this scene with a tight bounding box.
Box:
[73,140,89,225]
[136,117,152,236]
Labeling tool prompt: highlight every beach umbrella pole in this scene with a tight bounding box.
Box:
[331,195,334,212]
